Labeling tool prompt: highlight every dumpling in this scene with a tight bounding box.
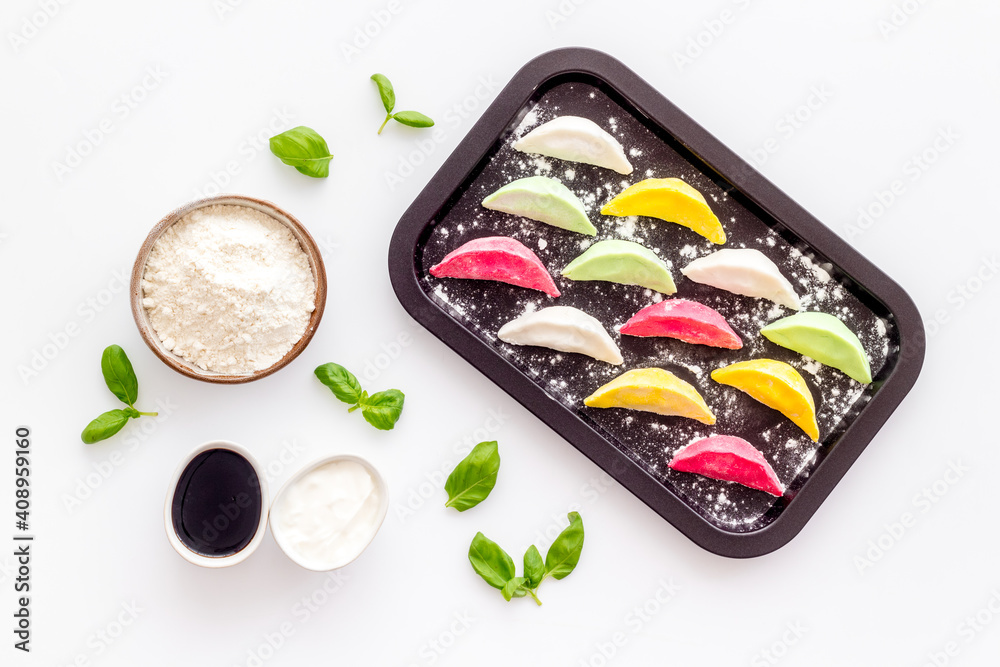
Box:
[562,239,676,294]
[514,116,633,175]
[430,236,560,298]
[482,176,596,236]
[681,249,801,310]
[497,306,623,364]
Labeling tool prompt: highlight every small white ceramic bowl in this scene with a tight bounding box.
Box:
[164,440,269,568]
[269,455,389,572]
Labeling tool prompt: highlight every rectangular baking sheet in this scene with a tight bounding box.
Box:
[388,48,924,557]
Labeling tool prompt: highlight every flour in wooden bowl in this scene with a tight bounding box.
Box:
[141,204,316,375]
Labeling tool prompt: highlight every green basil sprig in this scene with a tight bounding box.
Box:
[468,512,585,606]
[371,73,435,135]
[81,345,158,444]
[445,441,500,511]
[314,362,405,431]
[269,126,334,178]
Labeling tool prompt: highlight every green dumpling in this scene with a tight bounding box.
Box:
[760,311,873,384]
[562,239,676,294]
[482,176,596,236]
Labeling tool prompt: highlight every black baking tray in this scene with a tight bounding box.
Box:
[388,48,924,557]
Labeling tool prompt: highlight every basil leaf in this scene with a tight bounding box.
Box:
[468,532,515,590]
[269,126,334,178]
[370,73,395,113]
[359,389,405,430]
[81,409,133,444]
[544,512,585,580]
[314,363,363,405]
[315,364,405,431]
[501,577,528,602]
[392,111,435,128]
[523,545,545,589]
[101,344,138,407]
[444,441,500,511]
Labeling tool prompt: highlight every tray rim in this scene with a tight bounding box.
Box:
[387,47,925,558]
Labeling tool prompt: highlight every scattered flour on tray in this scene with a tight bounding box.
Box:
[419,82,895,532]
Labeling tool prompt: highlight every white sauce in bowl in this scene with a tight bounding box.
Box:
[270,458,386,571]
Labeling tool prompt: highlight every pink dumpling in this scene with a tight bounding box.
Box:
[429,236,560,297]
[620,299,742,349]
[668,435,784,497]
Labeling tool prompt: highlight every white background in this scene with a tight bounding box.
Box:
[3,0,999,665]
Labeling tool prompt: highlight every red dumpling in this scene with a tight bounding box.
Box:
[668,435,784,497]
[429,236,560,298]
[620,299,742,349]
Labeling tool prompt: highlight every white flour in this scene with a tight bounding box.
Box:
[141,204,316,374]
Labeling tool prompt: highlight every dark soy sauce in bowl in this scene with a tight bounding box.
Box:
[170,448,262,557]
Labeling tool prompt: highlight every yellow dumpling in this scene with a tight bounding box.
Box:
[600,178,726,244]
[584,367,715,425]
[711,359,819,441]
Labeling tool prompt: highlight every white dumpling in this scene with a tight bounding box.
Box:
[497,306,624,365]
[681,249,802,310]
[513,116,633,175]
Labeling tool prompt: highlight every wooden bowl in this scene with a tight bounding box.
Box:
[131,194,327,384]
